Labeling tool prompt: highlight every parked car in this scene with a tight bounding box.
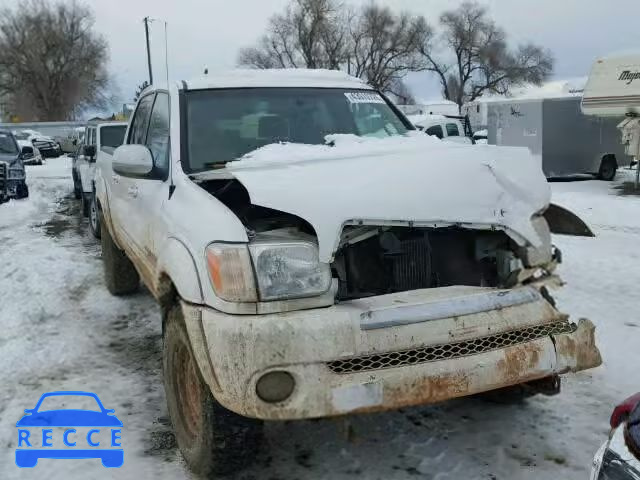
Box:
[407,114,474,144]
[96,69,601,476]
[73,122,127,238]
[0,129,29,200]
[15,139,43,165]
[14,130,62,158]
[591,392,640,479]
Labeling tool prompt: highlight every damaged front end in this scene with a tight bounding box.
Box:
[189,136,601,416]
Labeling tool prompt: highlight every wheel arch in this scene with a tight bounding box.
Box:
[155,237,204,309]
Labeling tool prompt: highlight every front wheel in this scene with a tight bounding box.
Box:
[89,192,101,239]
[163,303,262,476]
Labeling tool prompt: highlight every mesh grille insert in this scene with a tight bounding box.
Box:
[327,321,577,374]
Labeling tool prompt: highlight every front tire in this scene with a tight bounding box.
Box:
[89,192,101,239]
[163,303,262,476]
[100,214,139,295]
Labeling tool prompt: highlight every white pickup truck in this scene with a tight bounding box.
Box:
[73,122,127,237]
[96,69,602,476]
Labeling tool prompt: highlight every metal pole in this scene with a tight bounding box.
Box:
[144,17,153,85]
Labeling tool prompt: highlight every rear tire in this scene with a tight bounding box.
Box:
[598,156,617,181]
[81,192,90,217]
[72,171,82,199]
[100,214,139,295]
[163,303,262,476]
[89,192,101,239]
[16,182,29,199]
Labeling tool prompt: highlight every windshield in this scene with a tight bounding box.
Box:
[100,125,127,148]
[0,132,18,155]
[183,88,409,172]
[13,132,29,140]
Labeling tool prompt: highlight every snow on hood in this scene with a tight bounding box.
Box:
[227,133,550,262]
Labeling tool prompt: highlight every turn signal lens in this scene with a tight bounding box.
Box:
[205,244,257,302]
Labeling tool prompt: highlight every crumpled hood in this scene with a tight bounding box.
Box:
[227,134,551,262]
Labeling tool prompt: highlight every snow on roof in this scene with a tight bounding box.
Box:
[471,77,588,103]
[184,68,371,91]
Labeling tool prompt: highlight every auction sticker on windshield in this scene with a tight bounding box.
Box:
[344,91,386,104]
[15,391,123,468]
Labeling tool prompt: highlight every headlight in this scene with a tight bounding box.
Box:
[249,240,331,301]
[205,241,331,302]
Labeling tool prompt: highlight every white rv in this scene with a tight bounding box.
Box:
[582,51,640,185]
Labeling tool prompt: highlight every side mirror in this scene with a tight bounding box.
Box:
[83,144,96,159]
[113,144,154,177]
[21,145,34,156]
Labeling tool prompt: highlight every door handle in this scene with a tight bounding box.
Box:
[127,186,139,198]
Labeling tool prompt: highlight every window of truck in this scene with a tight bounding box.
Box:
[182,88,409,172]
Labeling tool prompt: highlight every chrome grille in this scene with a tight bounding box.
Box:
[327,321,577,374]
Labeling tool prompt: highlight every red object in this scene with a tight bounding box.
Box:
[610,392,640,429]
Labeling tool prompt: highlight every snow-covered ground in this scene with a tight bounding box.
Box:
[1,159,638,479]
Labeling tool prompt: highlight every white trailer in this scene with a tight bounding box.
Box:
[582,51,640,185]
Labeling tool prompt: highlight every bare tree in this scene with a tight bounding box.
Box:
[0,0,110,121]
[346,4,431,93]
[387,78,416,105]
[238,0,432,96]
[134,80,150,102]
[238,0,348,70]
[421,1,553,111]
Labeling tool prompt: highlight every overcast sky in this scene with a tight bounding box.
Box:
[9,0,640,108]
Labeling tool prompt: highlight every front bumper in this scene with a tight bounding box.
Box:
[186,285,602,420]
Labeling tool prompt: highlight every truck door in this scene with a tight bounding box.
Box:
[115,92,170,283]
[111,94,155,250]
[127,92,171,280]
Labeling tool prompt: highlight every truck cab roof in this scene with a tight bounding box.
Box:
[180,69,372,91]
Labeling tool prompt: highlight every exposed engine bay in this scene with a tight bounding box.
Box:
[333,226,521,300]
[200,178,537,301]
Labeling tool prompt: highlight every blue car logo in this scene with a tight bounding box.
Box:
[15,391,123,468]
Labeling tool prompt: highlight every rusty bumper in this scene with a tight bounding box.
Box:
[185,287,601,420]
